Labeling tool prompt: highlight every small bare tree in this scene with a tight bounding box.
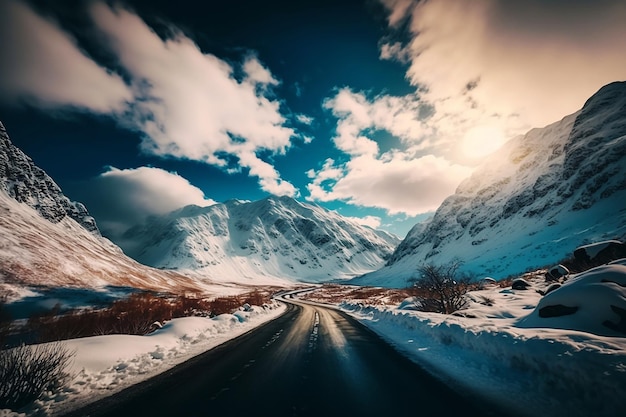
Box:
[408,262,472,314]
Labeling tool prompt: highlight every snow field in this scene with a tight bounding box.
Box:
[340,273,626,417]
[1,302,286,417]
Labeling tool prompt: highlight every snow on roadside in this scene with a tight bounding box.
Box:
[1,302,286,417]
[338,272,626,417]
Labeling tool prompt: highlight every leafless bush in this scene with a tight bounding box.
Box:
[242,289,268,306]
[0,342,74,410]
[209,295,242,316]
[407,262,472,314]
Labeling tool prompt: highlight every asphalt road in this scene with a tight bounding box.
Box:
[63,297,506,417]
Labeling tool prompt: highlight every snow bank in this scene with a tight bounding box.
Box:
[340,279,626,417]
[518,263,626,336]
[1,302,286,417]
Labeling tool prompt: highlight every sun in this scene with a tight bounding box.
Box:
[460,125,507,160]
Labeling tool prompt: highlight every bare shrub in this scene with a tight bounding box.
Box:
[242,289,267,306]
[209,295,242,316]
[408,262,472,314]
[0,342,74,410]
[171,296,211,318]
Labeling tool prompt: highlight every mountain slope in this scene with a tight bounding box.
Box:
[0,122,231,296]
[356,81,626,287]
[0,122,99,234]
[120,196,400,283]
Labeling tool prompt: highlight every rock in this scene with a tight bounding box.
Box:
[512,278,531,290]
[546,264,570,281]
[574,240,626,267]
[539,304,578,318]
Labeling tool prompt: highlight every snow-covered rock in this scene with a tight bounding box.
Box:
[574,240,626,265]
[519,263,626,336]
[120,196,400,284]
[356,81,626,287]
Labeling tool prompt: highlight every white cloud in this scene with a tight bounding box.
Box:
[345,215,382,229]
[307,88,468,216]
[0,0,131,112]
[323,88,436,155]
[379,42,410,63]
[243,55,279,87]
[89,2,298,196]
[307,154,471,216]
[296,114,314,125]
[78,166,216,236]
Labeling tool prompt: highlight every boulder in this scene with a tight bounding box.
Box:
[512,278,531,290]
[574,240,626,267]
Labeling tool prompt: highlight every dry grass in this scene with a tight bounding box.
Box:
[301,284,410,306]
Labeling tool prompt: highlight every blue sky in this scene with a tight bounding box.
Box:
[1,0,625,240]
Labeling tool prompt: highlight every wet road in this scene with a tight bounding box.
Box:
[64,296,503,417]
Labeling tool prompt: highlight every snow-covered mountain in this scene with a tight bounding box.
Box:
[356,81,626,287]
[0,122,99,234]
[0,122,229,296]
[120,197,400,283]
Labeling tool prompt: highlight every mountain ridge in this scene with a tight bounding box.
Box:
[119,195,400,284]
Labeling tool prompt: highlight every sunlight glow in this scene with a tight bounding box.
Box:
[460,125,507,159]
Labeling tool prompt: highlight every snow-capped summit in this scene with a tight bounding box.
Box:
[356,81,626,287]
[120,196,400,284]
[0,121,99,234]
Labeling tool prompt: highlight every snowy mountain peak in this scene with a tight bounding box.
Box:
[0,122,99,234]
[120,197,400,284]
[356,81,626,287]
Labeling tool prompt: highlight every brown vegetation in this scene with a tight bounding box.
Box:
[301,284,410,306]
[26,290,272,343]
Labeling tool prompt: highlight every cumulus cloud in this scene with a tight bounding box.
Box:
[76,166,216,237]
[307,154,470,216]
[306,88,468,215]
[0,0,131,112]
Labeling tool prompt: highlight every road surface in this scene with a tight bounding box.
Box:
[64,296,506,417]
